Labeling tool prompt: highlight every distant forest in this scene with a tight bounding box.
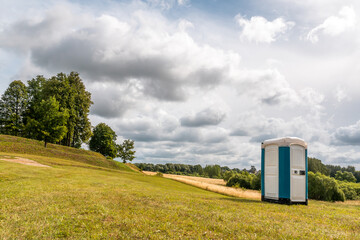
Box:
[136,158,360,183]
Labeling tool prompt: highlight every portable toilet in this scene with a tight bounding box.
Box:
[261,137,308,205]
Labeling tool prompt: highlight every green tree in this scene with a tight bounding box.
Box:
[24,75,47,139]
[0,80,28,136]
[42,72,92,148]
[117,139,136,163]
[26,96,69,147]
[335,171,357,183]
[204,165,221,178]
[89,123,117,158]
[308,157,329,175]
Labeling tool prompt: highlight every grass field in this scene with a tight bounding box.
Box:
[144,171,261,200]
[0,135,360,239]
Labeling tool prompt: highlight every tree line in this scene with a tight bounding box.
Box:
[308,157,360,183]
[0,73,135,162]
[137,158,360,202]
[135,163,258,178]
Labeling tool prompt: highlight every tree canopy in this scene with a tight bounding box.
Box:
[26,96,69,147]
[117,139,136,163]
[0,80,28,136]
[89,123,118,159]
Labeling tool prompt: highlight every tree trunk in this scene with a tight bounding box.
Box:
[44,141,47,148]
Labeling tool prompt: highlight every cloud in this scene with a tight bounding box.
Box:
[231,68,301,106]
[335,86,349,103]
[146,0,189,9]
[333,120,360,145]
[307,6,356,43]
[231,110,329,144]
[235,15,295,43]
[180,108,226,127]
[0,7,242,102]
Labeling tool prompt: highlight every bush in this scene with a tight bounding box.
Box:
[251,172,261,190]
[226,171,252,189]
[155,172,163,177]
[308,172,345,202]
[223,170,235,182]
[338,182,360,200]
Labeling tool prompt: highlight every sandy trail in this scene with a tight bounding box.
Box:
[143,171,261,200]
[0,156,50,168]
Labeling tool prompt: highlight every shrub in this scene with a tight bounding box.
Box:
[226,171,252,189]
[251,172,261,190]
[308,172,345,202]
[338,182,360,200]
[223,170,235,182]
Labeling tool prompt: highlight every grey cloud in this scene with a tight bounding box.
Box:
[145,149,183,159]
[1,10,237,102]
[333,120,360,145]
[181,108,226,127]
[230,129,248,136]
[261,93,282,105]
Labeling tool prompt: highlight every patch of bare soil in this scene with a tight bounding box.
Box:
[143,171,261,200]
[0,156,50,168]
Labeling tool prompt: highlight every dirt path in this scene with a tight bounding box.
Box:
[143,171,261,200]
[0,156,50,168]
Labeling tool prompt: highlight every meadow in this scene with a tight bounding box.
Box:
[0,135,359,239]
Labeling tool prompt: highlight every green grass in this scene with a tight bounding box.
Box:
[0,134,125,170]
[0,136,359,239]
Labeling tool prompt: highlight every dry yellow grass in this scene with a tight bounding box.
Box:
[143,171,261,200]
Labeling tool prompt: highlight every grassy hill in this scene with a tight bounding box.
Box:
[0,135,127,170]
[0,135,359,239]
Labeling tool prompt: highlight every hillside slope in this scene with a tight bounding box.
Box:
[0,134,126,170]
[0,135,359,239]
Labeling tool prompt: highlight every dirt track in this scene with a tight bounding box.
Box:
[0,156,50,168]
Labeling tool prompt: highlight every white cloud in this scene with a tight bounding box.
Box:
[307,6,356,43]
[335,86,349,103]
[235,15,295,43]
[333,120,360,145]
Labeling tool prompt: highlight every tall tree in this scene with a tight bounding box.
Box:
[117,139,136,163]
[0,80,28,136]
[42,72,92,148]
[308,157,329,175]
[24,75,47,139]
[25,96,69,147]
[89,123,117,158]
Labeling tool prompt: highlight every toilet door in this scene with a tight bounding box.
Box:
[265,145,279,199]
[290,145,306,202]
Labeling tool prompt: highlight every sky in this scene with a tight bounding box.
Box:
[1,0,360,169]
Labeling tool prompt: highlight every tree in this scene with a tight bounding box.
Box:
[335,171,357,183]
[25,96,69,147]
[89,123,117,158]
[117,139,136,163]
[42,72,92,148]
[308,157,329,175]
[0,80,28,136]
[204,165,221,178]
